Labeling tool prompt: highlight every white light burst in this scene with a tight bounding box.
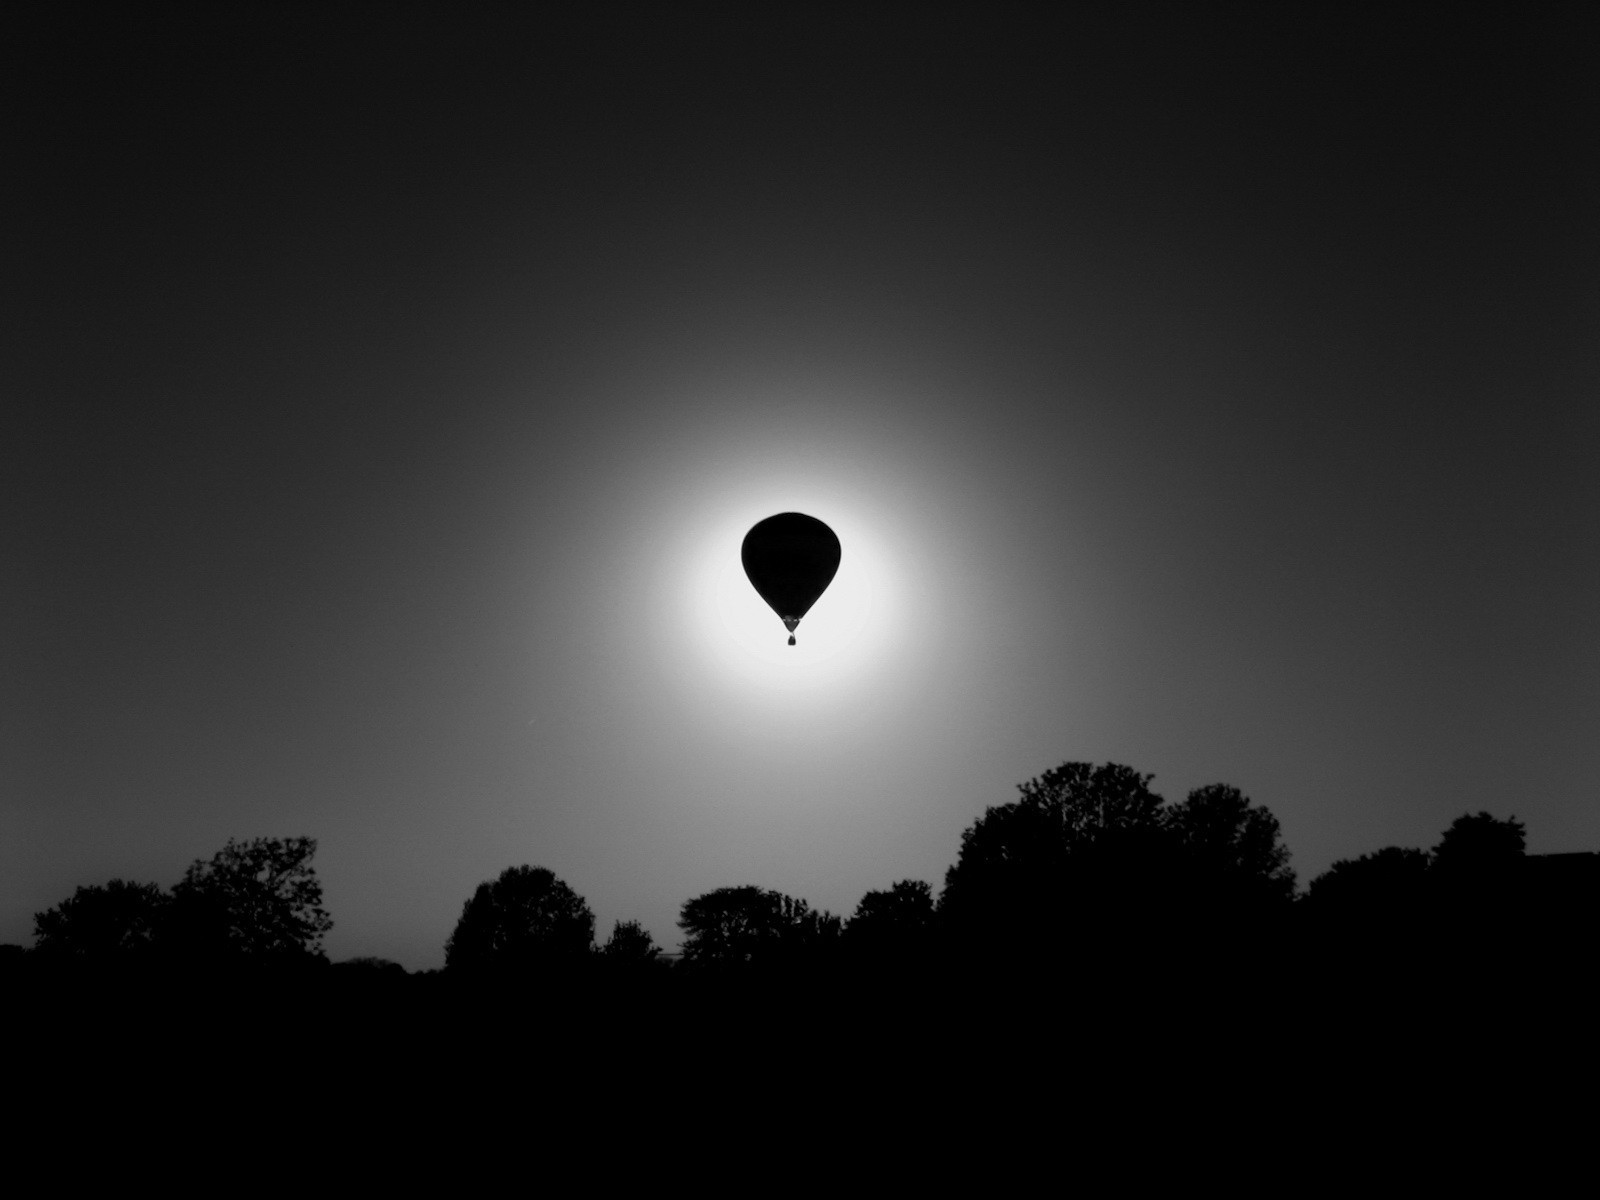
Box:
[683,499,905,692]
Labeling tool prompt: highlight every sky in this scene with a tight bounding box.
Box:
[6,7,1596,968]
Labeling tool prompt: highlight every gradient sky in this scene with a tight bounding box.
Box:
[7,8,1596,968]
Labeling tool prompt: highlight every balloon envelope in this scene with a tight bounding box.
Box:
[740,513,842,644]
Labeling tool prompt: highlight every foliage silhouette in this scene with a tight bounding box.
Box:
[772,892,843,962]
[600,919,660,962]
[1432,812,1526,879]
[1304,846,1432,915]
[936,763,1302,981]
[33,880,168,962]
[846,880,936,961]
[445,865,595,972]
[1014,761,1167,845]
[167,836,333,963]
[679,886,777,965]
[938,762,1172,956]
[1162,783,1297,909]
[1303,846,1432,966]
[1302,814,1533,970]
[678,885,841,968]
[12,768,1592,1025]
[1303,813,1529,928]
[1429,811,1528,953]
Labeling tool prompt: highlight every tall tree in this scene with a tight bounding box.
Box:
[445,865,595,971]
[168,836,333,961]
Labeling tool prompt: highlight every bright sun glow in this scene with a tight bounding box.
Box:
[683,500,906,693]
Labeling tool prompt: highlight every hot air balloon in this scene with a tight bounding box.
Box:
[741,512,841,645]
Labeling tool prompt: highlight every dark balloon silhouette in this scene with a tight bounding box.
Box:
[740,513,841,645]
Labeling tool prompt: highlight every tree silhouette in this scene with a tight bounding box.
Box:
[33,879,168,961]
[1015,761,1166,848]
[1304,847,1432,916]
[1430,812,1528,953]
[1162,783,1297,909]
[679,886,781,965]
[1432,812,1526,879]
[846,880,936,960]
[771,893,842,962]
[445,865,595,972]
[1300,846,1433,978]
[600,919,660,962]
[938,762,1170,956]
[678,886,840,967]
[167,836,333,962]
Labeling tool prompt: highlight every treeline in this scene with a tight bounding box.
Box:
[8,761,1593,990]
[19,835,331,973]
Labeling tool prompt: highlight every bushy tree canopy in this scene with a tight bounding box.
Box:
[1162,783,1297,906]
[1305,813,1530,929]
[33,879,167,960]
[679,886,777,965]
[1304,846,1432,915]
[850,879,935,931]
[1427,812,1530,949]
[939,762,1168,937]
[600,919,660,962]
[168,836,333,960]
[847,880,936,958]
[1015,761,1167,848]
[445,865,595,971]
[940,763,1297,956]
[678,886,840,967]
[1432,812,1526,877]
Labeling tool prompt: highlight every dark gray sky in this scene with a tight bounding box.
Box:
[7,7,1596,968]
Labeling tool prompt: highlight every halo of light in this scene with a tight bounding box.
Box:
[681,496,907,695]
